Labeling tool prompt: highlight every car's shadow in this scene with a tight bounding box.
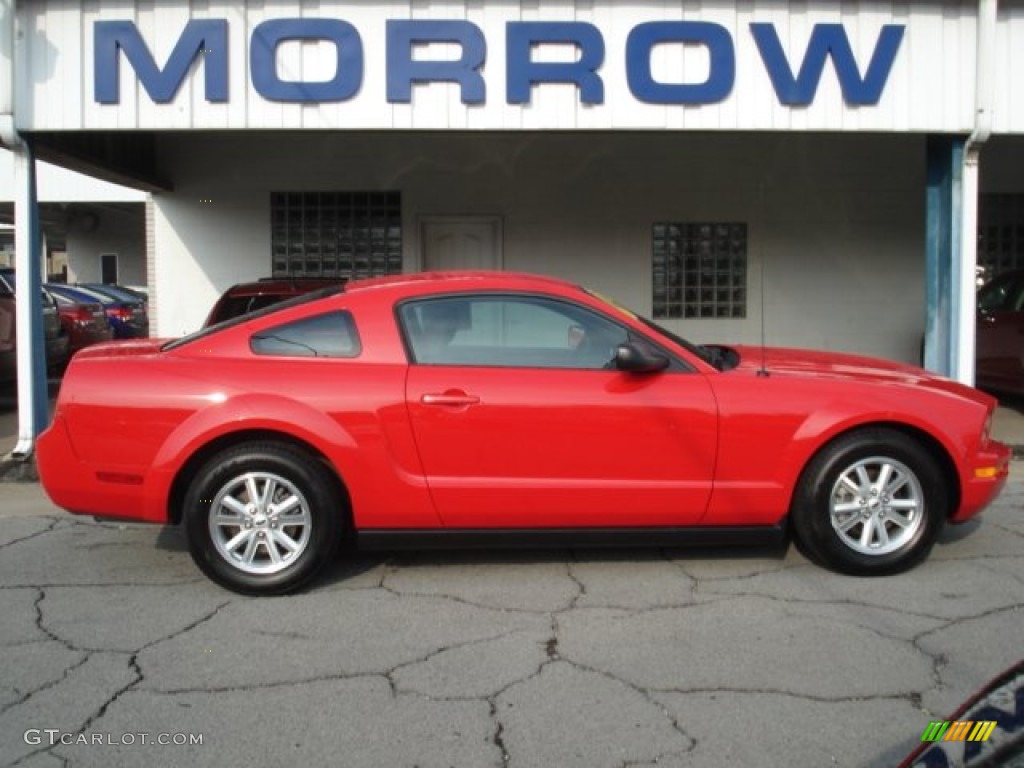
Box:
[152,518,992,592]
[313,540,796,590]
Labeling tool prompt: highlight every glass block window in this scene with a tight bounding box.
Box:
[652,222,747,319]
[271,191,402,279]
[978,194,1024,277]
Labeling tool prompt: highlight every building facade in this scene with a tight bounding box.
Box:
[6,1,1024,372]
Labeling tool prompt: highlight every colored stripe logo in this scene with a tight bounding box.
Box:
[920,720,997,742]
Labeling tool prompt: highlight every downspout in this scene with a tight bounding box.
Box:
[955,0,997,385]
[1,0,48,458]
[0,1,15,149]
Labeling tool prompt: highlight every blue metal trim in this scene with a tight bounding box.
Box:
[924,135,964,377]
[25,140,49,437]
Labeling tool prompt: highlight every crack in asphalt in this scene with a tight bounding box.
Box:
[387,627,545,698]
[694,581,1024,626]
[1,476,1021,767]
[376,581,569,616]
[0,517,63,550]
[145,671,391,697]
[9,599,233,766]
[647,684,929,705]
[0,651,91,719]
[978,559,1024,587]
[911,602,1024,644]
[0,589,90,717]
[0,579,208,589]
[487,699,511,765]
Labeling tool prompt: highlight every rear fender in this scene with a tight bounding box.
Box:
[144,394,359,521]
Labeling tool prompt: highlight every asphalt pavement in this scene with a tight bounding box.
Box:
[0,466,1021,768]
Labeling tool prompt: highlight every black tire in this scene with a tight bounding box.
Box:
[791,428,948,576]
[183,442,343,595]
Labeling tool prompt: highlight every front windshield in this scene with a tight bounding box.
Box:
[583,287,721,369]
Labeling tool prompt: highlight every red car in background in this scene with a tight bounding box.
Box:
[46,288,113,356]
[37,272,1009,595]
[204,277,335,327]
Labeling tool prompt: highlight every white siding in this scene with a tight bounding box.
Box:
[17,0,979,133]
[149,131,925,367]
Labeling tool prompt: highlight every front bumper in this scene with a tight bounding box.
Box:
[950,440,1013,523]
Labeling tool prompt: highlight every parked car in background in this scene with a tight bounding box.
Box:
[48,283,149,339]
[45,286,113,356]
[37,271,1009,595]
[0,268,70,385]
[86,283,150,337]
[82,282,149,309]
[976,269,1024,396]
[205,277,336,327]
[81,280,149,313]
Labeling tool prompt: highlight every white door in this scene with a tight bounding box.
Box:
[420,217,502,271]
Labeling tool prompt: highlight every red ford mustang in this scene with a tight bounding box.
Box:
[37,271,1011,594]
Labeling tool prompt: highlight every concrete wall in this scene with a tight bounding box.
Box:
[152,131,925,363]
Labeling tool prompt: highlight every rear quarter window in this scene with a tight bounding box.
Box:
[249,311,360,358]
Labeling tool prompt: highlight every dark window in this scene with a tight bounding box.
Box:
[100,253,118,284]
[271,191,402,279]
[979,194,1024,277]
[249,311,360,358]
[652,222,747,319]
[400,295,631,369]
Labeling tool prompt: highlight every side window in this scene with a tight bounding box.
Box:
[400,295,630,369]
[250,311,360,358]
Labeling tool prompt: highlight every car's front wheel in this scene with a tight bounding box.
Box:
[791,429,948,575]
[183,442,342,594]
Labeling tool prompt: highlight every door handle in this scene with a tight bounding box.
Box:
[421,391,480,407]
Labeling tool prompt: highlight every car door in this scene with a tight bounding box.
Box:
[977,273,1024,392]
[401,293,719,528]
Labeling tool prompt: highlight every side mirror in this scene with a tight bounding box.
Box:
[614,341,669,374]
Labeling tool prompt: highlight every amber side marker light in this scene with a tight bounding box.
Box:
[974,466,1000,479]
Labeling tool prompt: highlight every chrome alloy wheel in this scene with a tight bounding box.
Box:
[208,471,313,575]
[829,456,925,556]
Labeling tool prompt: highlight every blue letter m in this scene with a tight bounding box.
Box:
[750,23,904,106]
[95,20,228,104]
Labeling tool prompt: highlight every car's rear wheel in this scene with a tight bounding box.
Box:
[791,429,948,575]
[183,442,342,594]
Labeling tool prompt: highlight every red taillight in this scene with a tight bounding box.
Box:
[68,307,93,325]
[107,306,133,321]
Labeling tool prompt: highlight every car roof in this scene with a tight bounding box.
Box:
[345,270,578,295]
[47,284,109,302]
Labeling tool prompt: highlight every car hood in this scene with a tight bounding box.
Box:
[728,345,996,405]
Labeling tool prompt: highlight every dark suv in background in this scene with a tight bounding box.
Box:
[0,268,70,387]
[977,269,1024,395]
